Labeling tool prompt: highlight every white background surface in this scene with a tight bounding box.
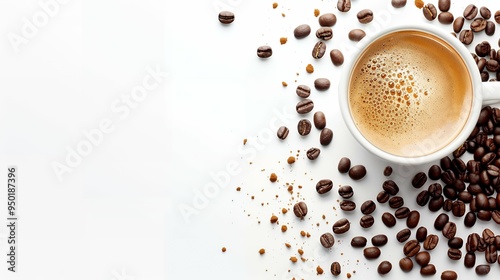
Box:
[1,0,500,279]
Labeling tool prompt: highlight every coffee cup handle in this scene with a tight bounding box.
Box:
[482,82,500,106]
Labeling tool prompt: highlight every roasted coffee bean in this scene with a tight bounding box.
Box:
[487,59,500,72]
[441,170,456,185]
[428,183,443,198]
[487,164,500,177]
[412,172,427,188]
[486,21,495,36]
[453,17,465,33]
[306,147,320,160]
[416,227,428,242]
[294,24,311,39]
[357,9,373,24]
[391,0,407,8]
[293,202,308,218]
[416,190,430,206]
[428,196,444,212]
[389,196,404,209]
[453,143,467,158]
[495,235,500,249]
[452,200,466,217]
[404,240,420,257]
[360,215,374,228]
[399,257,413,272]
[363,247,381,259]
[383,179,400,195]
[318,13,337,27]
[492,210,500,224]
[496,10,500,24]
[443,187,457,200]
[332,218,350,234]
[395,207,410,219]
[349,165,366,180]
[360,200,376,215]
[312,42,327,59]
[443,199,453,211]
[297,119,312,136]
[471,18,487,32]
[428,165,442,180]
[337,0,351,12]
[340,200,356,211]
[331,261,341,276]
[484,228,497,244]
[218,11,235,24]
[320,232,335,248]
[257,45,272,58]
[475,264,490,275]
[296,99,314,114]
[329,49,344,66]
[479,106,492,124]
[476,193,489,210]
[485,244,497,263]
[468,184,482,196]
[449,237,464,249]
[467,233,480,252]
[448,248,462,260]
[478,210,492,221]
[382,212,396,228]
[316,27,333,40]
[470,198,478,212]
[337,157,351,173]
[480,6,491,19]
[424,234,439,250]
[314,78,330,91]
[397,228,411,243]
[296,85,311,98]
[415,251,431,267]
[423,4,437,21]
[464,252,476,268]
[464,211,477,227]
[277,126,289,140]
[320,128,333,146]
[372,234,388,247]
[377,261,392,275]
[478,58,487,71]
[438,0,450,12]
[441,270,458,280]
[407,210,420,228]
[452,158,466,174]
[351,236,367,248]
[338,185,353,198]
[478,237,487,252]
[316,179,333,194]
[383,166,393,176]
[348,29,366,41]
[488,197,497,210]
[377,191,390,204]
[441,156,453,170]
[313,111,326,129]
[459,29,474,45]
[438,12,454,24]
[434,213,449,230]
[442,222,457,239]
[464,4,478,20]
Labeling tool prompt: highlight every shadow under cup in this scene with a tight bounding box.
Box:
[345,28,475,161]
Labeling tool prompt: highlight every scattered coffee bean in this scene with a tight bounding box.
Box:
[464,252,476,268]
[485,244,497,263]
[464,4,478,20]
[480,6,491,19]
[434,213,449,230]
[296,85,311,98]
[383,166,393,176]
[294,24,311,39]
[442,222,457,239]
[486,21,495,36]
[293,201,308,218]
[360,215,374,228]
[372,234,388,247]
[357,9,373,24]
[449,237,464,249]
[329,49,344,66]
[399,257,413,272]
[416,227,428,242]
[316,179,333,194]
[297,119,312,136]
[318,13,336,27]
[438,12,454,24]
[363,247,381,259]
[453,17,465,33]
[428,183,443,198]
[349,165,366,180]
[320,128,333,145]
[348,29,366,41]
[415,251,431,266]
[420,264,436,276]
[467,233,480,252]
[377,261,392,275]
[391,0,407,8]
[403,240,420,257]
[340,200,356,211]
[406,210,420,228]
[307,147,320,160]
[338,157,351,173]
[438,0,450,12]
[441,270,458,280]
[459,29,474,45]
[416,190,430,206]
[464,211,477,227]
[492,210,500,224]
[475,264,490,275]
[395,207,410,219]
[496,10,500,24]
[389,196,404,209]
[277,126,289,140]
[320,232,335,248]
[313,111,326,129]
[332,218,350,234]
[337,0,351,12]
[351,236,367,248]
[423,4,437,21]
[471,18,487,32]
[428,195,444,211]
[331,261,341,276]
[218,11,235,24]
[360,200,376,215]
[338,185,353,199]
[424,234,439,250]
[452,200,466,217]
[296,99,314,114]
[257,45,272,58]
[443,199,453,211]
[377,191,390,204]
[412,172,427,188]
[383,180,399,195]
[397,228,411,243]
[487,59,500,72]
[382,212,396,228]
[316,27,333,40]
[312,41,327,59]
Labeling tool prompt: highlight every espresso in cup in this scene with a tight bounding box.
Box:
[348,30,473,157]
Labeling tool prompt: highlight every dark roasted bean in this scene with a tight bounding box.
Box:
[392,0,407,8]
[372,234,388,247]
[257,45,272,58]
[351,236,367,248]
[338,185,353,198]
[438,12,454,24]
[383,166,393,176]
[438,0,450,12]
[415,251,431,266]
[377,191,390,204]
[349,165,366,180]
[277,126,289,140]
[389,196,404,209]
[363,246,381,259]
[320,128,333,146]
[318,13,337,27]
[480,6,491,19]
[337,0,351,12]
[464,252,476,268]
[459,29,474,45]
[331,261,341,276]
[397,228,411,243]
[471,18,487,32]
[360,215,374,228]
[360,200,376,215]
[395,207,410,219]
[424,234,439,250]
[218,11,235,24]
[348,29,366,41]
[316,27,333,40]
[463,4,478,20]
[448,248,462,260]
[320,232,335,248]
[453,17,465,33]
[485,244,497,263]
[312,41,327,59]
[307,147,320,160]
[441,156,453,170]
[475,264,490,275]
[434,213,449,230]
[296,84,311,98]
[332,218,350,234]
[340,200,356,211]
[357,9,373,24]
[467,233,480,253]
[316,179,333,194]
[382,212,396,228]
[383,179,399,195]
[329,49,344,66]
[452,200,466,217]
[294,24,311,39]
[416,190,430,206]
[428,196,444,212]
[423,4,437,21]
[296,99,314,114]
[377,261,392,275]
[441,270,458,280]
[428,165,442,180]
[412,172,427,188]
[449,237,464,249]
[416,226,428,242]
[337,157,351,173]
[428,183,443,198]
[464,211,477,227]
[486,21,495,35]
[406,210,420,229]
[293,201,308,218]
[297,119,312,136]
[442,222,457,239]
[399,257,413,272]
[404,240,420,257]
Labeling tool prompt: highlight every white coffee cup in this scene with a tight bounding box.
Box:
[339,24,500,165]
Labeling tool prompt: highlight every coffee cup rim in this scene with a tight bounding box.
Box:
[338,23,482,165]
